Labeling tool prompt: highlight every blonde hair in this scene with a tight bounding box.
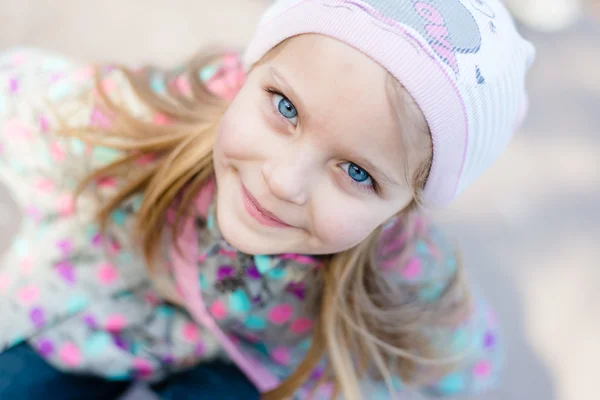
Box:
[70,42,471,399]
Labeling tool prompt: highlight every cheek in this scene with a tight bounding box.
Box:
[312,198,388,252]
[215,89,268,161]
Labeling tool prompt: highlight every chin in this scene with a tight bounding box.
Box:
[216,203,276,255]
[221,229,266,255]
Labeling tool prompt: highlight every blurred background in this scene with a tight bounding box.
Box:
[0,1,598,399]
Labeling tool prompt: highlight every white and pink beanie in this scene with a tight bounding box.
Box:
[245,0,536,207]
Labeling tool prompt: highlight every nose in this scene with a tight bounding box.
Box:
[261,153,311,205]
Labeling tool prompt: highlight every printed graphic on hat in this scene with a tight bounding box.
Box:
[470,0,496,18]
[351,0,482,75]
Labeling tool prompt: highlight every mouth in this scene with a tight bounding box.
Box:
[241,184,292,228]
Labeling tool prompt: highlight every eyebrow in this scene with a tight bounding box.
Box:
[353,155,401,186]
[269,66,308,118]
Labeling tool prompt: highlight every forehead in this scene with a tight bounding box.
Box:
[262,35,405,176]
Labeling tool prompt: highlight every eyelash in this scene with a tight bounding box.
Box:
[262,86,380,196]
[264,87,297,125]
[340,163,379,195]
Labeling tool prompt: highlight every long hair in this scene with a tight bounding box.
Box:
[67,43,471,399]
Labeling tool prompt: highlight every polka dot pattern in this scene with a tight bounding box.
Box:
[271,347,291,365]
[104,314,127,332]
[244,315,266,330]
[268,304,294,325]
[182,322,200,342]
[290,318,313,334]
[59,342,82,367]
[84,332,112,356]
[229,289,251,313]
[97,263,119,285]
[209,300,228,320]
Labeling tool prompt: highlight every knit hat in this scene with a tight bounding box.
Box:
[244,0,536,207]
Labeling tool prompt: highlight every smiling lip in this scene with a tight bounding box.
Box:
[242,184,291,228]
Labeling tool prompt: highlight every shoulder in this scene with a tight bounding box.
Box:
[376,213,459,302]
[0,47,93,103]
[0,47,146,112]
[0,47,78,73]
[191,51,246,100]
[102,50,246,120]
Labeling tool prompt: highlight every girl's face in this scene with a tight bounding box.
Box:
[214,34,424,255]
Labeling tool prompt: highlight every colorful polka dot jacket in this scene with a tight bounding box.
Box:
[0,48,501,398]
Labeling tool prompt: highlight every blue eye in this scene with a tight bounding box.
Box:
[342,162,373,185]
[271,93,298,124]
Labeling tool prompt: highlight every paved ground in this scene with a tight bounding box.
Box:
[0,2,598,399]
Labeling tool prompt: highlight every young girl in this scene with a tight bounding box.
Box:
[0,0,535,399]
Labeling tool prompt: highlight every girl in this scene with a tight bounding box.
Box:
[0,0,535,399]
